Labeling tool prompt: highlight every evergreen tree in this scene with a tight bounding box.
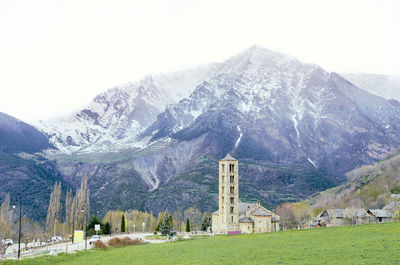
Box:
[168,215,173,229]
[86,215,104,236]
[155,219,162,232]
[104,222,110,235]
[121,214,126,233]
[186,218,190,232]
[160,215,171,235]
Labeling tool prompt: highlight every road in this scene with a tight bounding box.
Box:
[4,232,156,259]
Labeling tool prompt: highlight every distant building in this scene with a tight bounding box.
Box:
[315,208,392,227]
[211,154,280,234]
[369,209,392,223]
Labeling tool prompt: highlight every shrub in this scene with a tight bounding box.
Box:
[107,237,145,248]
[391,186,400,194]
[93,240,107,250]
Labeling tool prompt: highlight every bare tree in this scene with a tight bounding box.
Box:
[0,194,13,238]
[64,189,73,233]
[20,217,44,249]
[46,182,62,233]
[0,222,11,261]
[74,176,90,230]
[184,206,202,231]
[275,203,297,230]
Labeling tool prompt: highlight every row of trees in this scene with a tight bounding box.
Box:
[101,206,212,235]
[275,202,322,230]
[46,176,90,237]
[0,175,91,248]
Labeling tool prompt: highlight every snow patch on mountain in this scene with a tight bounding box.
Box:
[234,126,243,148]
[307,158,317,168]
[36,65,219,153]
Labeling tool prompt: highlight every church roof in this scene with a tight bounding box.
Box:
[212,202,256,216]
[238,202,256,215]
[221,153,237,161]
[239,217,254,223]
[252,207,273,216]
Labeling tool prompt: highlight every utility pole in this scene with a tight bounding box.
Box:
[17,196,22,259]
[127,211,130,234]
[84,209,88,250]
[54,213,57,237]
[72,209,75,244]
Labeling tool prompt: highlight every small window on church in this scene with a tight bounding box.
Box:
[231,216,233,222]
[230,175,234,183]
[221,164,225,172]
[222,206,224,212]
[230,197,234,204]
[222,175,225,182]
[230,186,235,194]
[230,206,234,213]
[222,186,224,193]
[229,164,235,172]
[222,196,224,203]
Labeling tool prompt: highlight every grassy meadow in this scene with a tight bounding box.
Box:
[3,223,400,265]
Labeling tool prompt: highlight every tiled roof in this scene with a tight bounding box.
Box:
[213,202,277,217]
[238,202,256,215]
[239,217,254,223]
[318,208,374,219]
[370,209,392,218]
[252,207,272,216]
[323,208,345,218]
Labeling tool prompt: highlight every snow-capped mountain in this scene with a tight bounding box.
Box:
[36,65,219,153]
[30,45,400,214]
[342,73,400,101]
[139,46,400,182]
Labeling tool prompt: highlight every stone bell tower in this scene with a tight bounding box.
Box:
[218,153,239,233]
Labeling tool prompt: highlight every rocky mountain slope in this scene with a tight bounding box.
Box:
[343,73,400,101]
[0,113,65,221]
[36,66,219,153]
[0,112,53,154]
[138,46,400,187]
[308,148,400,211]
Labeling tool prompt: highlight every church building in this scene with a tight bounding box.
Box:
[212,154,280,234]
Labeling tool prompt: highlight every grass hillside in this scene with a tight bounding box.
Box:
[308,149,400,209]
[4,223,400,265]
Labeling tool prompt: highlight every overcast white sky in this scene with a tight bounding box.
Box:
[1,0,399,122]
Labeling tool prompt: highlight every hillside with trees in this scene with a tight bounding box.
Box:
[275,148,400,229]
[308,148,400,210]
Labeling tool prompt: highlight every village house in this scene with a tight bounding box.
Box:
[369,209,392,223]
[211,154,280,234]
[314,208,393,227]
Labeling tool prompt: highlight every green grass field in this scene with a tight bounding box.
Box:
[4,223,400,265]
